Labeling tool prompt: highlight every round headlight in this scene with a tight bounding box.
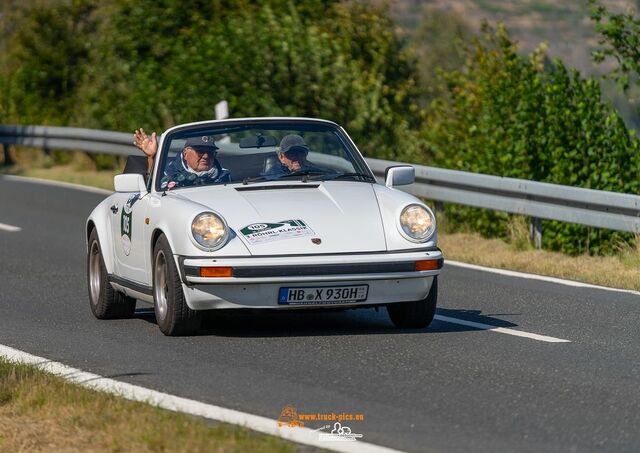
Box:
[399,204,435,242]
[191,212,228,250]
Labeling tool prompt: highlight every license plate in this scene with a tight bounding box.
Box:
[278,285,369,305]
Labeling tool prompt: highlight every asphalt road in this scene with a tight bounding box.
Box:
[1,175,639,452]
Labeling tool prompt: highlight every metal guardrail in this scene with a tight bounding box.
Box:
[0,125,133,155]
[2,125,640,241]
[367,159,640,234]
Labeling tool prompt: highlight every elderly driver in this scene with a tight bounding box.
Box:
[133,128,230,189]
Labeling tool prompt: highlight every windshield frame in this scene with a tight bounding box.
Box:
[151,118,375,192]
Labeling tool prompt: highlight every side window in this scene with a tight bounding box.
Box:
[163,139,185,174]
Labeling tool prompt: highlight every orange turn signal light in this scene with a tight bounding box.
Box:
[199,266,233,278]
[415,260,441,271]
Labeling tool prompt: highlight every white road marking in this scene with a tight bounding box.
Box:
[0,344,401,453]
[0,222,21,232]
[446,260,640,297]
[434,315,571,343]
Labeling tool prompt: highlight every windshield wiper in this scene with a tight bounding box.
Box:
[274,170,328,182]
[242,170,333,185]
[276,170,327,178]
[242,175,274,185]
[309,172,376,182]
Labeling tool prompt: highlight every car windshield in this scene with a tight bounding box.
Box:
[155,121,373,191]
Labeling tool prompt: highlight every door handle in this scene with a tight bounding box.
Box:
[110,204,119,214]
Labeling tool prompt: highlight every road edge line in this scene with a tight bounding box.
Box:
[0,343,401,453]
[446,260,640,297]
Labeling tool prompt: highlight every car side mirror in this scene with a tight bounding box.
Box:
[114,174,147,193]
[385,165,415,187]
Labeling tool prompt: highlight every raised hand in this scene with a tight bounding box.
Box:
[133,128,158,158]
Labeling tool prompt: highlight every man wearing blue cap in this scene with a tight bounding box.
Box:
[133,128,230,189]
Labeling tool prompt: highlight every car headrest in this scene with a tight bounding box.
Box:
[263,154,280,174]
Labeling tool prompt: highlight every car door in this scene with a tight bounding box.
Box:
[109,191,151,284]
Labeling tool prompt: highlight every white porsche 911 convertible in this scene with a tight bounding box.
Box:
[86,118,443,335]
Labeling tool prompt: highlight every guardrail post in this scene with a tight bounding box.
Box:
[1,143,14,166]
[530,217,542,249]
[434,201,444,213]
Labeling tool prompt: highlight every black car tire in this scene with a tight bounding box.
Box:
[152,234,201,336]
[87,229,136,319]
[387,276,438,329]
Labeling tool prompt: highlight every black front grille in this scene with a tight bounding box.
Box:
[233,262,415,278]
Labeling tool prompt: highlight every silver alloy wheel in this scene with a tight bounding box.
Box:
[89,240,101,304]
[154,249,169,321]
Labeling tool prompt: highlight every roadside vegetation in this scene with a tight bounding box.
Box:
[1,148,118,190]
[2,0,639,256]
[0,358,295,452]
[439,225,640,292]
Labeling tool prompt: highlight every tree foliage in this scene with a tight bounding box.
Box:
[409,6,473,104]
[0,0,422,160]
[423,24,640,254]
[0,0,98,124]
[589,0,640,93]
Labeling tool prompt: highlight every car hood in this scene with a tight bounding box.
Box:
[174,182,386,255]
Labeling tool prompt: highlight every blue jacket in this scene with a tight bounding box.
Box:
[160,153,231,189]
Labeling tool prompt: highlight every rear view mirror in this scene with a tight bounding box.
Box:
[385,165,415,187]
[239,135,277,148]
[114,174,147,193]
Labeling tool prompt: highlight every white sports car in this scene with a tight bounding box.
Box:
[86,118,443,335]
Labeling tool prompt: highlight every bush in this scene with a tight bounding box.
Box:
[88,154,120,171]
[72,0,423,161]
[423,24,640,254]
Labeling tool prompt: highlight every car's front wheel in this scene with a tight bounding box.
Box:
[87,229,136,319]
[153,234,201,336]
[387,276,438,329]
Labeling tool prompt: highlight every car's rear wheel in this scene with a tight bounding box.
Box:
[153,234,201,336]
[387,276,438,329]
[87,229,136,319]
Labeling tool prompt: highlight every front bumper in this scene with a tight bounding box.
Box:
[178,248,443,310]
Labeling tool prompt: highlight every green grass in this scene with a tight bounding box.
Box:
[0,358,297,452]
[0,147,119,190]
